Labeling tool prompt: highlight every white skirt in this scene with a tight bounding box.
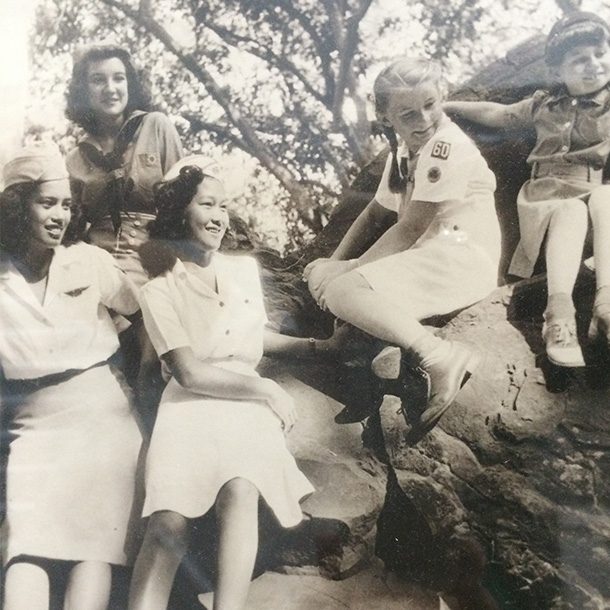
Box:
[142,376,314,528]
[508,176,594,278]
[4,365,143,565]
[357,235,498,320]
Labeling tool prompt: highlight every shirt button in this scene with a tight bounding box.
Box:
[560,145,569,152]
[244,299,250,304]
[127,237,135,245]
[564,121,571,128]
[225,329,230,335]
[129,229,137,237]
[571,98,577,106]
[228,354,234,358]
[219,301,225,307]
[134,220,141,227]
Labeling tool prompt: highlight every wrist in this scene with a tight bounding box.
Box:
[307,336,317,356]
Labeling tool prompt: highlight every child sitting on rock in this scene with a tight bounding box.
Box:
[445,11,610,367]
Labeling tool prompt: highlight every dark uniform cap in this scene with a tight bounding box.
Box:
[545,11,610,66]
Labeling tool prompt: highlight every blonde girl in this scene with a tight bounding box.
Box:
[305,57,501,431]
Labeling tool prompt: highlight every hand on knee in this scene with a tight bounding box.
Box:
[307,260,358,306]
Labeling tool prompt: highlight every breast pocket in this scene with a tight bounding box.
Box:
[56,284,99,325]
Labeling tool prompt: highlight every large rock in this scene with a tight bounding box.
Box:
[377,273,610,609]
[259,358,388,579]
[198,558,439,610]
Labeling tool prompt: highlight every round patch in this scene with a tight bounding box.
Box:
[427,166,441,183]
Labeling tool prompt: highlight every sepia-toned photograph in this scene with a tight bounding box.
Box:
[1,0,610,608]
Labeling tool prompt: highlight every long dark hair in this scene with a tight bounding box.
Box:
[373,58,442,193]
[66,45,152,135]
[139,165,207,278]
[0,182,84,256]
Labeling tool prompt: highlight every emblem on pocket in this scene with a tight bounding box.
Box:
[64,286,90,297]
[139,153,158,167]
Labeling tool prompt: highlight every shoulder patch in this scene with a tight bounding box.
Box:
[427,167,442,183]
[430,141,451,160]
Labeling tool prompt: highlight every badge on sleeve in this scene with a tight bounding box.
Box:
[427,167,441,183]
[430,141,451,160]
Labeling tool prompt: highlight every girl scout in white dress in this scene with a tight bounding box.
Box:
[305,57,501,433]
[0,145,143,610]
[129,156,334,610]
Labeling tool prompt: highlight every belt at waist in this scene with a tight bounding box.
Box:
[88,213,153,253]
[2,352,119,398]
[532,161,603,183]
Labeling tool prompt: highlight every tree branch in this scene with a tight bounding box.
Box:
[182,113,247,149]
[199,18,330,106]
[100,0,314,213]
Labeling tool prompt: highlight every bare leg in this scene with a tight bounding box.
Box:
[4,562,50,610]
[214,478,259,610]
[589,186,610,288]
[322,270,439,356]
[63,561,111,610]
[128,511,189,610]
[587,187,610,342]
[323,271,478,428]
[545,198,588,299]
[542,199,588,366]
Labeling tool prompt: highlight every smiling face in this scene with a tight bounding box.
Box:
[86,57,129,123]
[184,177,228,252]
[557,40,610,95]
[26,179,72,254]
[382,80,444,153]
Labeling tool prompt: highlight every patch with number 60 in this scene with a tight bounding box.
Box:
[430,141,451,160]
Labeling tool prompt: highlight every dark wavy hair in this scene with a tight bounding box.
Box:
[66,45,152,135]
[373,58,443,194]
[0,182,85,256]
[140,165,207,278]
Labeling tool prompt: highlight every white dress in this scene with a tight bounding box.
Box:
[139,254,314,527]
[0,243,143,565]
[357,117,501,320]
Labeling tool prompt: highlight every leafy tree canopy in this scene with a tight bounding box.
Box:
[31,0,576,252]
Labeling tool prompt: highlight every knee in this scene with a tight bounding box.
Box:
[323,271,361,316]
[588,187,610,217]
[217,477,259,509]
[146,511,189,554]
[550,198,588,223]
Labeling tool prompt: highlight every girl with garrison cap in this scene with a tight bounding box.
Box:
[0,145,143,609]
[128,156,347,610]
[446,12,610,367]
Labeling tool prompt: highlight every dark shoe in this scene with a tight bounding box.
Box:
[418,341,481,429]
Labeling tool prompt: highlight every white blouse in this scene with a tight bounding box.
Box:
[0,242,138,380]
[139,254,268,380]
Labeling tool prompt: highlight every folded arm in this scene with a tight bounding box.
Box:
[162,346,297,430]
